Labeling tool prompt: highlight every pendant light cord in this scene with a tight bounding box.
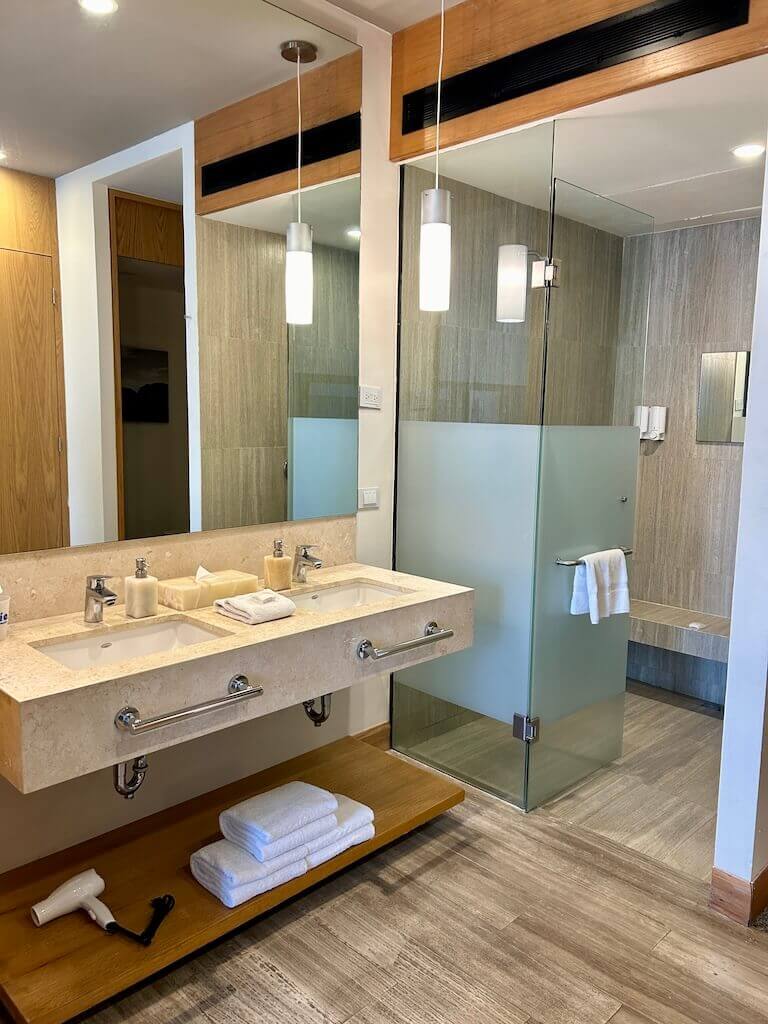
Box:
[296,52,303,223]
[435,0,445,188]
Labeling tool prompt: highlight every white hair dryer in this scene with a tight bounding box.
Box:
[30,869,115,931]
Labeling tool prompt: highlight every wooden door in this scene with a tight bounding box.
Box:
[0,247,65,553]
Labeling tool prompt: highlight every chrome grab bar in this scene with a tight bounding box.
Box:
[356,621,454,662]
[555,546,633,567]
[114,675,263,735]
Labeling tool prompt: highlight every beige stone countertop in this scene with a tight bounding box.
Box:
[0,564,471,704]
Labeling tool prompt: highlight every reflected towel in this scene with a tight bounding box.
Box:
[220,781,338,844]
[570,548,630,625]
[215,589,296,625]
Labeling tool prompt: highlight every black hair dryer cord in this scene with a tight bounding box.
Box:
[106,894,175,947]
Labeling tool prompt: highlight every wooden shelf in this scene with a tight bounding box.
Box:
[0,738,463,1024]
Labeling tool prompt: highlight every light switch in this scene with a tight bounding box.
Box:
[359,385,383,410]
[358,487,380,510]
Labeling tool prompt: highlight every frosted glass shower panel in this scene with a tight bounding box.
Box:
[395,420,540,723]
[527,425,639,807]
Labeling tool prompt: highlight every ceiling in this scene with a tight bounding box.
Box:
[415,56,768,233]
[208,175,361,250]
[329,0,460,31]
[0,0,357,178]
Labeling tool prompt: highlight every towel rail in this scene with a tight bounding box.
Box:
[356,622,453,662]
[114,675,263,735]
[555,547,633,567]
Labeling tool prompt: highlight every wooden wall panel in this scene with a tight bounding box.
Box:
[0,168,68,547]
[196,51,361,215]
[391,0,768,162]
[0,168,58,256]
[112,192,184,266]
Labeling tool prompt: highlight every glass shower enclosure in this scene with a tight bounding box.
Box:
[392,121,653,811]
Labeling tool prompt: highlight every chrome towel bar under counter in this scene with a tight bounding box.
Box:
[356,622,454,662]
[115,675,263,735]
[555,547,633,567]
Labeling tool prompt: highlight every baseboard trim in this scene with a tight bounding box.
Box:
[710,864,768,925]
[354,721,391,751]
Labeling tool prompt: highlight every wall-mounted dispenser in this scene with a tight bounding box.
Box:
[634,405,667,440]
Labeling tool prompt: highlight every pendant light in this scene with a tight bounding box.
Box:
[419,0,451,312]
[282,40,317,325]
[496,244,528,323]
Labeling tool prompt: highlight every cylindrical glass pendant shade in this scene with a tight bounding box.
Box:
[496,244,528,323]
[286,221,313,325]
[419,188,452,312]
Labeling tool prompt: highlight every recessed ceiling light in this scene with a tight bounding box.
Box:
[79,0,118,15]
[732,142,765,160]
[345,227,362,241]
[0,150,7,163]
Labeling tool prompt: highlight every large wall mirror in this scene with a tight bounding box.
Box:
[0,1,361,556]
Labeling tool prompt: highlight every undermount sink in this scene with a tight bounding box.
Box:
[291,581,410,613]
[34,617,228,670]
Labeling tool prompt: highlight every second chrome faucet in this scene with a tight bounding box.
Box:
[292,545,322,584]
[84,575,117,624]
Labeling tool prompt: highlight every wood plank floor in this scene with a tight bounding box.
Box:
[536,684,722,882]
[80,766,768,1024]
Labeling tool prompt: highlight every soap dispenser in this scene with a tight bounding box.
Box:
[264,539,292,591]
[125,557,158,619]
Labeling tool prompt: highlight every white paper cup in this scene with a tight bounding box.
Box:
[0,596,9,640]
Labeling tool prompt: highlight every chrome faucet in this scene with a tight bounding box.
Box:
[292,544,322,584]
[85,575,117,624]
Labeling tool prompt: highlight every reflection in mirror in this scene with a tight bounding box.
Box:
[697,351,750,444]
[0,1,361,556]
[199,178,360,529]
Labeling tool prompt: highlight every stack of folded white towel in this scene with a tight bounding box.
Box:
[215,589,296,625]
[190,781,375,908]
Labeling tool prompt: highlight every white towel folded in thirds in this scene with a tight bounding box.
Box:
[307,824,376,869]
[222,812,337,863]
[215,589,296,625]
[220,781,338,845]
[191,836,304,888]
[306,794,374,850]
[190,843,307,908]
[570,548,630,625]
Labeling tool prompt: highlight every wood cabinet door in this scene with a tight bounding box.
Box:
[0,247,65,554]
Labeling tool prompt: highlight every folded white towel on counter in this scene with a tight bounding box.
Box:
[191,837,305,889]
[570,548,630,625]
[220,781,338,845]
[222,812,337,863]
[190,844,307,908]
[307,823,375,869]
[305,794,374,851]
[215,589,296,625]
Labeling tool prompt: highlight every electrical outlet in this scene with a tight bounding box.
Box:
[359,385,383,410]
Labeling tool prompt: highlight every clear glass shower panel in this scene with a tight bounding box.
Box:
[392,122,555,807]
[525,179,653,809]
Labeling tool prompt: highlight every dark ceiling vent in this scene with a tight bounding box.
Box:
[201,112,361,198]
[402,0,750,135]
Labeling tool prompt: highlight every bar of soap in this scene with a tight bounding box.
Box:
[158,577,203,611]
[159,570,261,610]
[199,571,261,603]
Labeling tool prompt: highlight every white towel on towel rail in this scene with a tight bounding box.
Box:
[570,548,630,625]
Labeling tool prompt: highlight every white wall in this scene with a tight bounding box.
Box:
[714,129,768,884]
[56,123,201,545]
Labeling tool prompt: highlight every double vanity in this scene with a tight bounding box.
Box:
[0,563,473,795]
